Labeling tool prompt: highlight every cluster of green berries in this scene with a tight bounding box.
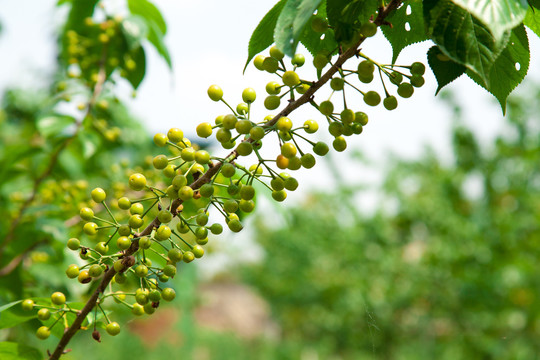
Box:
[28,12,427,346]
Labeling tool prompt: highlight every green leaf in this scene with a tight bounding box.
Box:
[64,0,98,32]
[244,0,287,72]
[382,0,429,63]
[127,0,171,69]
[0,342,42,360]
[0,301,37,329]
[524,8,540,37]
[450,0,528,42]
[125,46,147,89]
[275,0,324,57]
[326,0,377,43]
[427,46,466,94]
[127,0,166,35]
[147,21,171,69]
[298,3,339,56]
[466,25,530,114]
[424,0,509,85]
[121,16,148,50]
[36,115,76,138]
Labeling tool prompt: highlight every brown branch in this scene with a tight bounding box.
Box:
[48,2,403,357]
[0,49,109,261]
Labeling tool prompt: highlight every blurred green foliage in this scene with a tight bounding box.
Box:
[242,87,540,359]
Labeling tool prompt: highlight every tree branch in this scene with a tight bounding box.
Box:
[48,2,402,357]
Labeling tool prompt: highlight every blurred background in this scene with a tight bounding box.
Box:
[1,1,540,359]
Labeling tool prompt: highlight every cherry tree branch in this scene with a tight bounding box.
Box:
[48,2,402,358]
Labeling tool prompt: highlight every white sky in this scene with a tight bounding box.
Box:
[1,0,539,200]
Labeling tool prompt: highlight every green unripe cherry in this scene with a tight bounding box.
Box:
[262,57,279,73]
[116,236,131,250]
[192,245,205,258]
[311,15,328,32]
[355,111,369,125]
[264,95,280,110]
[236,102,249,115]
[89,264,103,277]
[118,197,131,210]
[66,264,80,278]
[235,119,253,134]
[269,46,284,61]
[195,150,210,164]
[38,308,51,321]
[330,77,345,91]
[168,248,183,263]
[106,322,121,336]
[313,53,328,69]
[333,136,347,152]
[410,62,426,75]
[178,186,194,201]
[253,55,265,70]
[128,173,146,191]
[207,85,223,101]
[282,71,300,87]
[222,114,237,129]
[158,210,173,223]
[287,157,302,171]
[313,141,329,156]
[397,82,414,98]
[209,223,223,234]
[134,265,148,277]
[95,242,109,255]
[292,53,305,66]
[341,109,355,124]
[155,225,172,241]
[153,155,168,169]
[67,238,80,250]
[304,119,318,133]
[301,153,316,168]
[83,222,98,236]
[236,142,253,156]
[266,81,281,95]
[196,122,213,138]
[242,88,256,103]
[36,326,51,340]
[240,185,255,200]
[319,100,334,116]
[221,162,236,177]
[22,299,34,311]
[199,183,214,198]
[281,143,297,159]
[91,188,106,203]
[224,199,239,213]
[360,22,377,37]
[411,75,425,87]
[284,177,299,191]
[216,128,232,143]
[79,207,94,221]
[272,190,287,202]
[250,126,265,141]
[364,91,381,106]
[328,122,344,137]
[128,214,144,229]
[51,291,66,305]
[162,288,176,301]
[383,96,398,110]
[277,117,293,132]
[167,128,183,143]
[153,133,168,147]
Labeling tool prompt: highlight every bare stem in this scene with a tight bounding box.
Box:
[48,2,402,357]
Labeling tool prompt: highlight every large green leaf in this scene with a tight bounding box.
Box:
[326,0,377,43]
[427,46,466,94]
[0,301,36,329]
[424,0,509,86]
[451,0,528,42]
[127,0,171,69]
[276,0,324,57]
[120,16,148,51]
[466,25,530,114]
[382,0,428,63]
[36,115,76,138]
[127,0,166,35]
[0,342,42,360]
[524,8,540,37]
[244,0,286,72]
[125,46,147,89]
